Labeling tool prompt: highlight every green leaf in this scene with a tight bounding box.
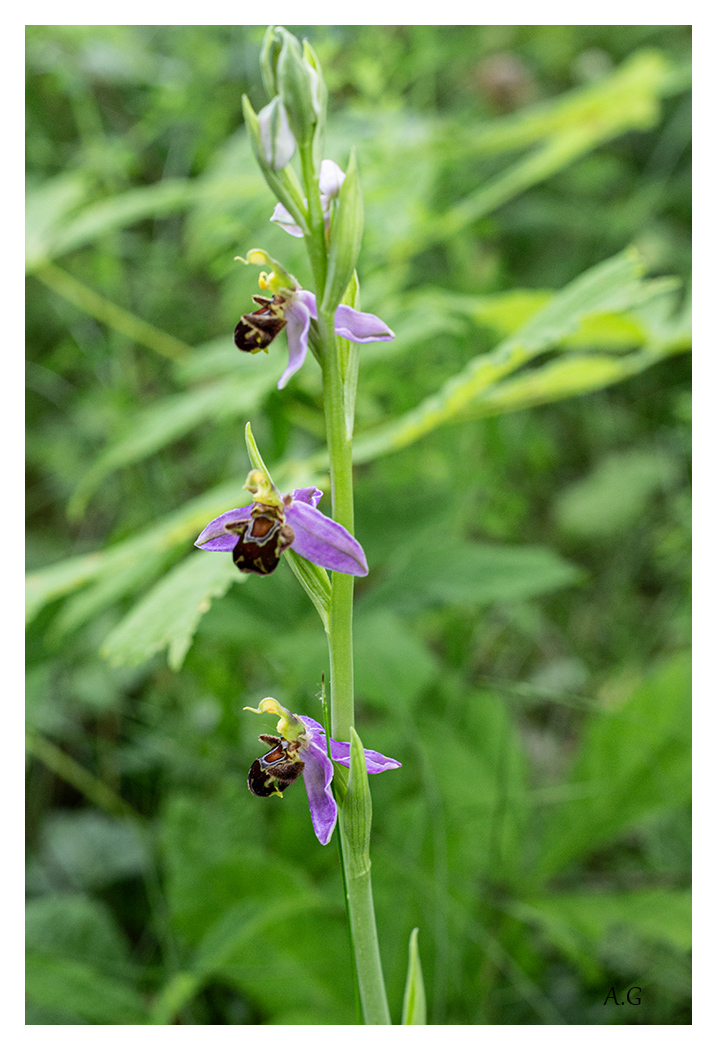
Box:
[456,349,668,420]
[36,178,198,266]
[322,149,364,315]
[351,249,655,463]
[25,173,88,270]
[401,928,427,1024]
[416,51,671,253]
[354,610,440,709]
[361,537,582,613]
[341,728,372,870]
[69,366,280,517]
[536,653,691,880]
[36,811,148,890]
[514,888,691,956]
[101,549,243,670]
[26,894,134,976]
[25,952,147,1024]
[555,447,682,538]
[284,550,331,631]
[26,477,243,624]
[339,271,361,440]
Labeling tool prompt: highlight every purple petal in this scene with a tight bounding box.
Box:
[279,298,312,389]
[295,289,318,319]
[334,304,395,344]
[290,486,323,509]
[270,202,304,238]
[330,739,402,773]
[195,506,252,551]
[301,738,337,845]
[285,500,368,576]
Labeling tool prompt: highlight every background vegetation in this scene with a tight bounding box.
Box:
[26,25,691,1024]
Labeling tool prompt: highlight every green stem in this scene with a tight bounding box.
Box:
[297,132,390,1024]
[319,310,391,1024]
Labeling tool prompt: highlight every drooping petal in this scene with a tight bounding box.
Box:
[278,296,313,389]
[290,486,323,509]
[329,739,402,773]
[301,737,338,845]
[285,499,368,576]
[334,304,395,344]
[318,159,345,199]
[270,202,304,238]
[194,506,252,550]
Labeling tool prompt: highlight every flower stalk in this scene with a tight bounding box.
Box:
[316,269,392,1026]
[298,80,392,1024]
[226,25,398,1024]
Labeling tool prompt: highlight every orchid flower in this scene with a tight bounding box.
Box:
[270,159,345,237]
[245,698,401,844]
[195,469,368,577]
[233,249,394,389]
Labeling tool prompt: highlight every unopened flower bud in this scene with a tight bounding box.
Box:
[257,96,296,170]
[277,33,321,145]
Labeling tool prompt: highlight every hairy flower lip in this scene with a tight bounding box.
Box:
[195,485,368,577]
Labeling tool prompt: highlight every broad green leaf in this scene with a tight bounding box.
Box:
[555,448,682,538]
[25,173,88,270]
[456,350,666,421]
[513,888,691,956]
[354,610,440,709]
[25,478,243,624]
[401,928,427,1024]
[51,548,178,637]
[69,364,280,517]
[453,50,672,158]
[36,811,148,890]
[26,894,134,976]
[27,178,197,270]
[351,249,654,464]
[535,653,691,880]
[360,537,582,614]
[25,952,147,1024]
[101,549,243,670]
[412,52,671,253]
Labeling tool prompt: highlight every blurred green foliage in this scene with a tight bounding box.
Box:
[26,25,691,1024]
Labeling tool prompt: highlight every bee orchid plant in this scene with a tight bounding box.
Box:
[192,26,420,1025]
